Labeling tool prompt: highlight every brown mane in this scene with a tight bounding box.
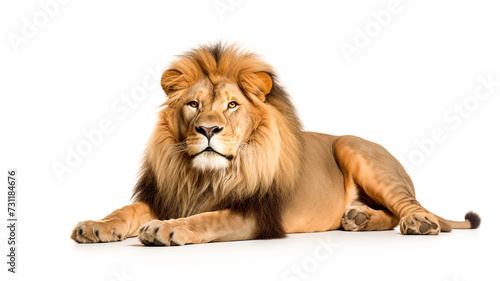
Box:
[132,42,303,238]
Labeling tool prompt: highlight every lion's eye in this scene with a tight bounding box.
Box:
[228,101,238,109]
[187,101,199,108]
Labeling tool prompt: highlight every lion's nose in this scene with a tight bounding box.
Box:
[195,126,223,141]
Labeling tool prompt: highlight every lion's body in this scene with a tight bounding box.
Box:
[283,132,414,233]
[71,43,480,245]
[282,132,346,233]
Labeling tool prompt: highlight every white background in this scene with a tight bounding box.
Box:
[1,1,499,280]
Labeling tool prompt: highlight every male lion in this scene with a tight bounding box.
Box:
[71,43,480,245]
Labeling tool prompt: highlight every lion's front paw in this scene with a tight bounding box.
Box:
[138,220,197,246]
[400,213,440,235]
[71,219,128,243]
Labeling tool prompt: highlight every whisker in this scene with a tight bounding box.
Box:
[238,142,261,153]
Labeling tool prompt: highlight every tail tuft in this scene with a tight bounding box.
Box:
[465,211,481,229]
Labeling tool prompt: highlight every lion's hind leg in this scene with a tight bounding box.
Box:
[342,204,399,231]
[335,136,442,235]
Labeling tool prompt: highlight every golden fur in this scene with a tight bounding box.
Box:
[71,43,480,245]
[136,43,302,219]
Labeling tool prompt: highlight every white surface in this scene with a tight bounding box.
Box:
[1,0,499,280]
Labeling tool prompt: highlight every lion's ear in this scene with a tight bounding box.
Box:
[255,72,273,97]
[240,72,273,102]
[161,69,183,97]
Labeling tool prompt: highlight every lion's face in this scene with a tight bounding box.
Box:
[178,77,258,171]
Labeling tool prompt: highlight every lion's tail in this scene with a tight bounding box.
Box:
[435,211,481,232]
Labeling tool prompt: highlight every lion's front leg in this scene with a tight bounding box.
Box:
[138,209,257,246]
[71,201,156,243]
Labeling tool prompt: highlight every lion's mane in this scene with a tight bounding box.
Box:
[132,43,303,238]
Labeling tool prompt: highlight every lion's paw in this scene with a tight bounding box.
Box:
[138,220,196,246]
[71,219,127,243]
[342,207,370,231]
[400,213,440,235]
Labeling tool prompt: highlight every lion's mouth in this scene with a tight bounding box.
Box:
[191,147,234,160]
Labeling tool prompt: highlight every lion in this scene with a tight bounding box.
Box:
[71,43,480,246]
